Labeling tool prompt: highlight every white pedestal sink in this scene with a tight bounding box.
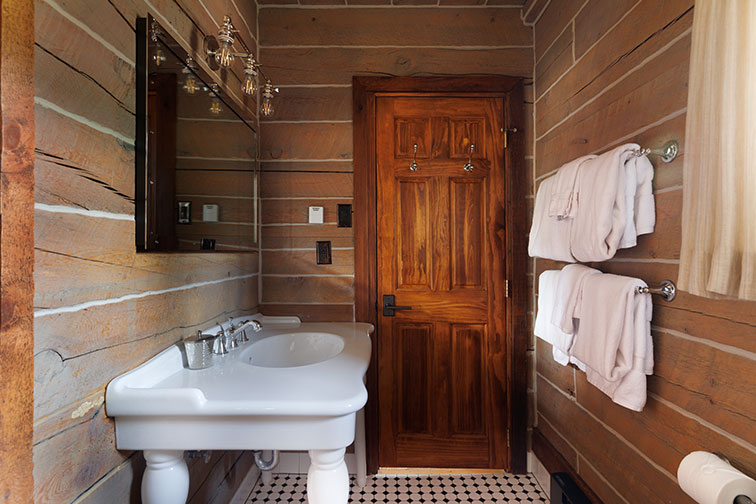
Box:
[105,314,373,504]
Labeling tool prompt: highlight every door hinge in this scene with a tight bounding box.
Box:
[501,127,518,149]
[505,279,510,298]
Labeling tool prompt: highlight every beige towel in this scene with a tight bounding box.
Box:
[570,273,653,411]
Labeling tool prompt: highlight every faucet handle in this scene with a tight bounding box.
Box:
[212,334,228,355]
[227,317,236,332]
[239,328,249,343]
[216,322,226,336]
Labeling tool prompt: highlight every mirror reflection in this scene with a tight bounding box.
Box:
[137,17,258,253]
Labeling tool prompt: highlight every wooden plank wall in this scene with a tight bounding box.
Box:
[0,0,36,501]
[33,0,260,501]
[531,1,756,503]
[257,2,534,322]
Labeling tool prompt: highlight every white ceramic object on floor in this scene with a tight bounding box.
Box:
[106,314,373,504]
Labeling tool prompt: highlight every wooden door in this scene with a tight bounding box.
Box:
[376,96,508,468]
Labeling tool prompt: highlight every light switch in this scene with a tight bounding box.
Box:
[308,206,324,224]
[202,204,219,222]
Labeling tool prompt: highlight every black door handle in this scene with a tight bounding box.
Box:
[382,295,412,317]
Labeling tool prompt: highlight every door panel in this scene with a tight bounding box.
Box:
[451,178,485,288]
[377,96,507,469]
[396,179,431,289]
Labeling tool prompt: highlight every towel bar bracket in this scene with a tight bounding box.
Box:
[633,140,679,163]
[636,279,676,302]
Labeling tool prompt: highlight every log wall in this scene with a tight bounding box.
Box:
[257,3,533,321]
[33,0,259,501]
[531,1,756,503]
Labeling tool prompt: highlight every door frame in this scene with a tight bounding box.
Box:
[353,76,529,474]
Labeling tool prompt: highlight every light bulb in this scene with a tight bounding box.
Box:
[215,16,235,68]
[242,75,257,96]
[260,80,276,117]
[241,57,258,96]
[183,75,200,95]
[181,58,200,95]
[210,97,222,115]
[215,44,233,68]
[153,46,166,67]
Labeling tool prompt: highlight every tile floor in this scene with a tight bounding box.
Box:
[245,473,550,503]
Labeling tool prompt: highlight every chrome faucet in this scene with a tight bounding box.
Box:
[227,319,262,345]
[210,324,228,355]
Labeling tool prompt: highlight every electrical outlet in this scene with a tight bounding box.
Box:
[316,241,332,264]
[338,204,352,228]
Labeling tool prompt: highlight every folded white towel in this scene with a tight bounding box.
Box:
[570,273,654,411]
[569,145,637,262]
[619,154,656,249]
[548,155,597,220]
[529,177,576,263]
[534,270,572,365]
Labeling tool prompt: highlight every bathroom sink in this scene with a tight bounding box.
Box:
[242,332,345,368]
[106,314,373,504]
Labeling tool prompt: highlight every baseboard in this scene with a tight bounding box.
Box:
[531,428,603,504]
[377,467,511,476]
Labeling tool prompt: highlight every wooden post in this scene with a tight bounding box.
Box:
[0,0,35,501]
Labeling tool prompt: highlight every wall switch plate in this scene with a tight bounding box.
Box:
[177,201,191,224]
[337,204,352,228]
[316,241,332,264]
[309,206,324,224]
[202,204,219,222]
[200,238,216,250]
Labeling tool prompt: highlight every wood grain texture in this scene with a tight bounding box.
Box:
[0,0,36,501]
[31,0,261,501]
[261,303,354,321]
[262,275,354,303]
[260,122,353,160]
[532,1,756,502]
[259,8,532,47]
[260,47,533,85]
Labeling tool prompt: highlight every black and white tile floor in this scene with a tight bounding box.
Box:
[246,473,550,503]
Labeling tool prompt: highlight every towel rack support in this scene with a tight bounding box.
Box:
[636,279,676,302]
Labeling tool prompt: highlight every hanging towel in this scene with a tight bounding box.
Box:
[570,273,654,411]
[619,154,656,249]
[528,177,576,263]
[534,270,572,365]
[548,155,597,220]
[569,144,636,262]
[550,263,602,334]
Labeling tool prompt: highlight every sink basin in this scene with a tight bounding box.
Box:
[243,332,345,368]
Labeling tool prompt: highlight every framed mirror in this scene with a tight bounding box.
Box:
[135,16,258,253]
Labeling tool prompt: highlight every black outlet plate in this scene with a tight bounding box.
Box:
[316,241,332,264]
[337,204,353,228]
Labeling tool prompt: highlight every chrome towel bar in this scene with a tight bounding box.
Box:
[636,279,676,302]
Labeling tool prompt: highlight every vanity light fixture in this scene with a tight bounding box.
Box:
[203,14,279,113]
[150,20,166,67]
[181,57,200,95]
[208,84,223,115]
[260,80,278,118]
[242,56,259,97]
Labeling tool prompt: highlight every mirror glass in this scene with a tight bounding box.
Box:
[136,16,258,252]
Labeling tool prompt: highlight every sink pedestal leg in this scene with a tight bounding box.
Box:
[307,448,348,504]
[142,450,189,504]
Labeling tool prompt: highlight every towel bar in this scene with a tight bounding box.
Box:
[632,140,679,163]
[636,280,676,302]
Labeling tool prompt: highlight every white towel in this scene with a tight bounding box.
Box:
[619,154,656,249]
[550,264,602,334]
[529,177,576,262]
[534,270,572,365]
[548,155,597,220]
[569,145,636,262]
[570,273,654,411]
